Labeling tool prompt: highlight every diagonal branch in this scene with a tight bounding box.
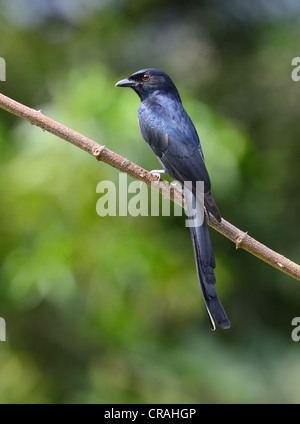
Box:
[0,92,299,282]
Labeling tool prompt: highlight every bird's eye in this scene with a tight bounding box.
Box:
[142,74,150,81]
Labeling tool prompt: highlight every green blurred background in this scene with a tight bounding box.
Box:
[0,0,300,404]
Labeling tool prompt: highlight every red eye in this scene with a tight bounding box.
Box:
[142,74,150,81]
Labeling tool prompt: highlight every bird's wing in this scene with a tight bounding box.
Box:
[138,99,211,191]
[138,99,221,221]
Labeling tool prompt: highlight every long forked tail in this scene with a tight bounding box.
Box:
[185,188,230,330]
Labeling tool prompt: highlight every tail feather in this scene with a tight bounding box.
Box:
[185,189,230,330]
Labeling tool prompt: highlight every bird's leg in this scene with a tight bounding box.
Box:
[150,169,165,180]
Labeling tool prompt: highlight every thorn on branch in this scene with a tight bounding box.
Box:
[235,231,248,249]
[92,145,105,158]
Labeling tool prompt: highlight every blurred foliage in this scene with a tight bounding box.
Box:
[0,0,300,404]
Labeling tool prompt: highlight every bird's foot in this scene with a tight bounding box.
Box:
[150,169,165,180]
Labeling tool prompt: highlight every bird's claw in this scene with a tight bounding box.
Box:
[150,169,165,180]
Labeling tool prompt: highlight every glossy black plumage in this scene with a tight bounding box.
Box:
[116,68,230,330]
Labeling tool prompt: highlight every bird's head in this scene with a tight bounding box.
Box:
[115,68,181,102]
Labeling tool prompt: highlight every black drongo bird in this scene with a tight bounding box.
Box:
[116,68,230,330]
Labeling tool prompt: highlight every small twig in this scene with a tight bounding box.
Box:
[0,92,299,282]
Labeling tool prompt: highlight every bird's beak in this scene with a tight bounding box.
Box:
[115,78,135,88]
